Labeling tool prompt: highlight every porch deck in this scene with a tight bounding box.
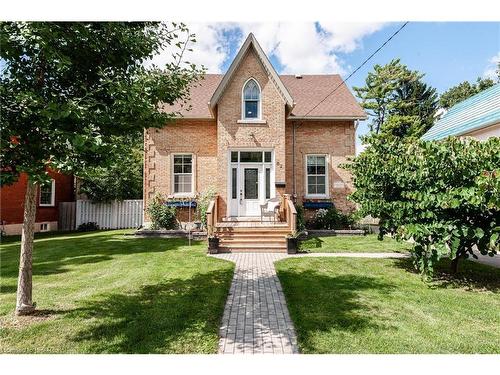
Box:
[206,195,297,253]
[217,217,288,229]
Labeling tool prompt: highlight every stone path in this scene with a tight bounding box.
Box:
[211,251,407,354]
[471,253,500,268]
[212,253,297,354]
[293,252,409,258]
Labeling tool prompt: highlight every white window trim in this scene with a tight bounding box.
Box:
[39,179,56,207]
[241,77,262,121]
[304,154,330,199]
[171,153,196,198]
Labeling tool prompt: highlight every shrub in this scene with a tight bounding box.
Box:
[308,207,356,230]
[197,187,217,229]
[346,136,499,275]
[77,222,99,232]
[295,204,306,232]
[147,194,177,230]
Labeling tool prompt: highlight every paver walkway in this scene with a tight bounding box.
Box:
[212,253,297,354]
[211,251,407,354]
[472,253,500,268]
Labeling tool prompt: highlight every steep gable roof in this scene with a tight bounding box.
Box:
[162,34,367,120]
[165,73,366,120]
[209,33,294,111]
[422,83,500,140]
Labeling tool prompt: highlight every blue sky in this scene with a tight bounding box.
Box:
[158,22,499,151]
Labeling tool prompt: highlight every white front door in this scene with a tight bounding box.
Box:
[239,165,262,216]
[228,150,275,218]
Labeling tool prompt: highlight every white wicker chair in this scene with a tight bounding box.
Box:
[260,198,280,222]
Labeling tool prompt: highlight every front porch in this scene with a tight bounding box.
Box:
[206,195,297,253]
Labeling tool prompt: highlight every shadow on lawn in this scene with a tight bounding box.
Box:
[298,236,324,252]
[67,269,233,353]
[277,268,395,347]
[393,257,500,293]
[0,231,198,278]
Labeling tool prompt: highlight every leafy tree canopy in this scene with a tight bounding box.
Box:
[0,21,204,315]
[353,58,438,135]
[0,22,204,186]
[439,77,496,110]
[346,136,499,275]
[77,133,143,202]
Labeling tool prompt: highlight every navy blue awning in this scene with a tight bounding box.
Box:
[303,201,333,209]
[165,201,197,208]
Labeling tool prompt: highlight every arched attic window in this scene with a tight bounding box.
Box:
[242,78,261,120]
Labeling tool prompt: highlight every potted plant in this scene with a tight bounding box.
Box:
[286,232,299,254]
[207,235,219,254]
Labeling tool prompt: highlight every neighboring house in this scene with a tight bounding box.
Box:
[143,33,366,249]
[0,170,75,235]
[422,83,500,141]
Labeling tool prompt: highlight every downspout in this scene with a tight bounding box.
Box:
[292,121,296,201]
[292,121,302,202]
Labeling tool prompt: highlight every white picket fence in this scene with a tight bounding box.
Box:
[75,199,143,230]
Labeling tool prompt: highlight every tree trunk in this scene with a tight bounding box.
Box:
[15,179,37,316]
[450,256,460,274]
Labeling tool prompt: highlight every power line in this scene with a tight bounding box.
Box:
[300,21,409,118]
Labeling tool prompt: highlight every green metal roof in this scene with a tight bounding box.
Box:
[422,83,500,140]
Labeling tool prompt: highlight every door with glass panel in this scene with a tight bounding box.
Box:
[229,150,274,217]
[240,165,262,216]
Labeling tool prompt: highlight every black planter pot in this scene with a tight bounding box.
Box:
[287,237,298,254]
[208,237,219,254]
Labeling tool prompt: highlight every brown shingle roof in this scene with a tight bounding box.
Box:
[281,75,366,118]
[164,73,366,119]
[161,74,223,118]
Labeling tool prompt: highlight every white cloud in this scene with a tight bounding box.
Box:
[237,22,384,75]
[318,22,386,53]
[483,52,500,80]
[148,22,386,75]
[148,23,232,73]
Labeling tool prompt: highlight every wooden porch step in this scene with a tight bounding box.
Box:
[219,238,286,244]
[217,232,289,240]
[219,243,286,249]
[218,245,287,253]
[216,227,291,233]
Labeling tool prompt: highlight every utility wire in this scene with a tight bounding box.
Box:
[300,21,409,118]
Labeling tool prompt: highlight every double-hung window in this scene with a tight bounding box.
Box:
[306,155,328,197]
[173,154,193,195]
[242,79,260,119]
[39,179,55,206]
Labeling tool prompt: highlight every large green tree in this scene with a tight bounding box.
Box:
[77,133,143,202]
[346,136,499,275]
[439,77,496,109]
[0,22,203,315]
[353,59,438,136]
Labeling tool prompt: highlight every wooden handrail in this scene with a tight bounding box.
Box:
[287,199,297,233]
[283,194,297,234]
[206,195,219,236]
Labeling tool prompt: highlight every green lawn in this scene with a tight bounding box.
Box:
[0,230,234,354]
[300,234,411,253]
[276,257,500,353]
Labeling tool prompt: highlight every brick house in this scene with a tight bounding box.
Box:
[0,170,75,235]
[144,34,366,250]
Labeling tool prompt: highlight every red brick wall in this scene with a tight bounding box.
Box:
[0,171,74,225]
